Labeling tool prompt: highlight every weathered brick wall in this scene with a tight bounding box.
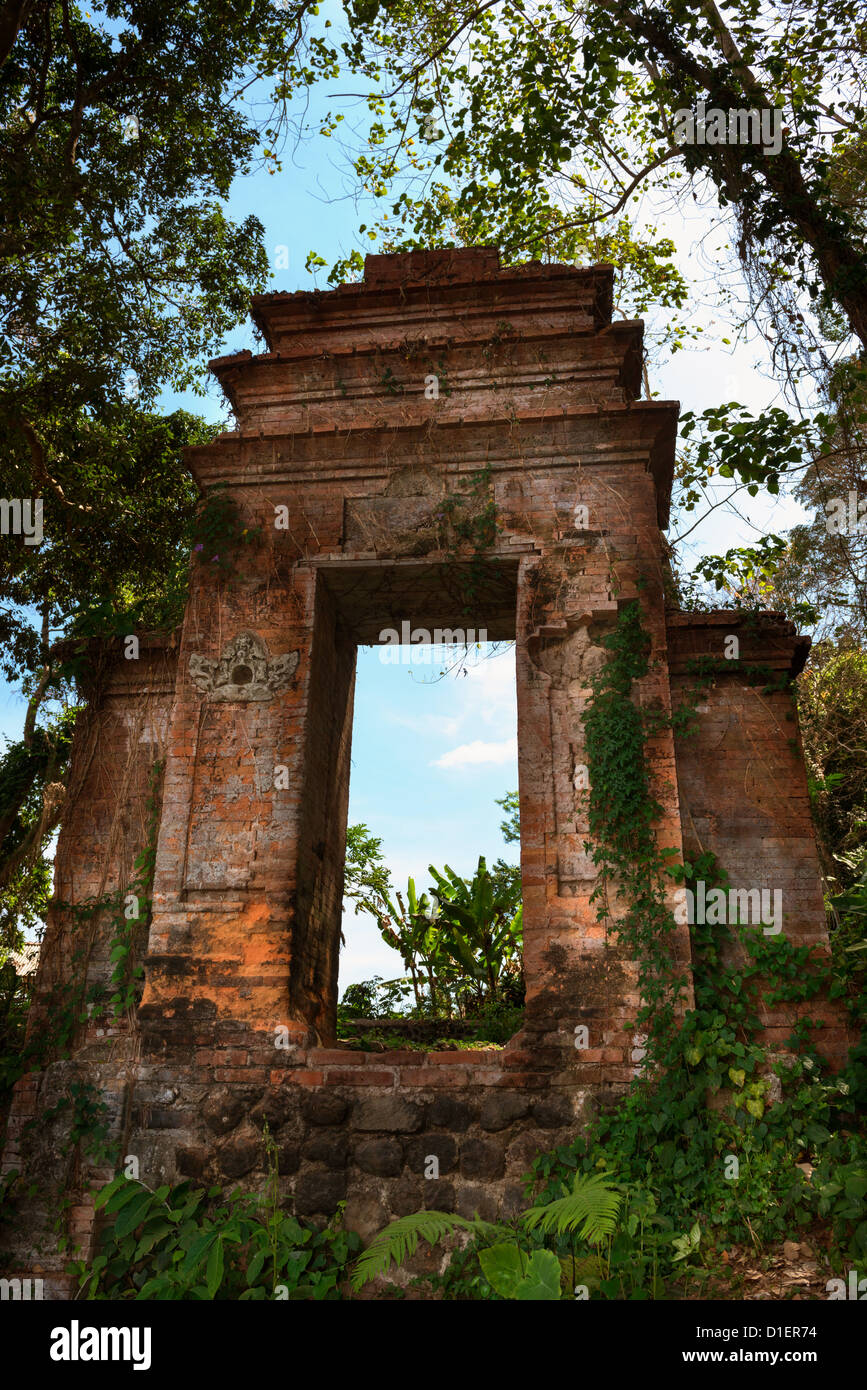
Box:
[123,250,693,1249]
[23,637,176,1026]
[668,611,852,1066]
[0,249,844,1296]
[0,637,177,1295]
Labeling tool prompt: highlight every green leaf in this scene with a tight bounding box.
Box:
[94,1175,128,1210]
[515,1250,563,1300]
[844,1171,867,1200]
[352,1211,502,1289]
[181,1229,217,1275]
[206,1237,224,1298]
[246,1247,267,1285]
[478,1242,526,1298]
[112,1190,155,1239]
[522,1172,621,1245]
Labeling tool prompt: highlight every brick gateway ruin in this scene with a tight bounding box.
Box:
[0,249,848,1295]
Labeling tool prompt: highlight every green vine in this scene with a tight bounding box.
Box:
[526,599,867,1283]
[55,757,162,1023]
[10,759,164,1179]
[582,600,688,1047]
[108,758,162,1016]
[530,834,866,1273]
[191,484,261,582]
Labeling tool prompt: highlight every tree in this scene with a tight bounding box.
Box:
[343,822,395,919]
[2,0,328,433]
[343,822,440,1010]
[797,644,867,877]
[0,0,334,912]
[328,2,867,710]
[342,820,523,1016]
[428,856,523,1007]
[338,2,867,363]
[495,790,520,845]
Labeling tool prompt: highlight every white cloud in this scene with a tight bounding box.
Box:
[431,736,518,769]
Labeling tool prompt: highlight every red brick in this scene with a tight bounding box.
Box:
[323,1070,395,1086]
[401,1068,470,1087]
[308,1049,367,1065]
[427,1050,501,1066]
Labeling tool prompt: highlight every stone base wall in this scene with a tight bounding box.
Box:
[0,1027,589,1297]
[133,1032,586,1240]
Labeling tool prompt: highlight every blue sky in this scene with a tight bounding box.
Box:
[344,643,518,985]
[5,6,822,990]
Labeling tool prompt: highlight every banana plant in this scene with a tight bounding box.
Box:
[344,823,523,1016]
[372,876,443,1013]
[428,856,523,1005]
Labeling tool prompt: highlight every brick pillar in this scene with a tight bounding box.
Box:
[0,635,177,1294]
[512,458,691,1090]
[668,611,852,1068]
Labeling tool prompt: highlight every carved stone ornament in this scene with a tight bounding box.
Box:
[188,632,299,702]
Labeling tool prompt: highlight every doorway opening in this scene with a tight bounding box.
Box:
[295,558,524,1049]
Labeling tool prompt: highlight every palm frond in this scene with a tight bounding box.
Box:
[521,1172,622,1245]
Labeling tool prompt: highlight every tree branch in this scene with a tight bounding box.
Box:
[0,0,35,68]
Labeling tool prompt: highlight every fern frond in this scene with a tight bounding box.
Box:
[351,1210,503,1290]
[521,1172,622,1245]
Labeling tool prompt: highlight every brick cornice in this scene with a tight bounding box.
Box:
[185,399,679,527]
[665,609,811,678]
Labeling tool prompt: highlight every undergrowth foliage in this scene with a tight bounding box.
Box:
[352,599,866,1299]
[352,1172,623,1300]
[75,1128,359,1300]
